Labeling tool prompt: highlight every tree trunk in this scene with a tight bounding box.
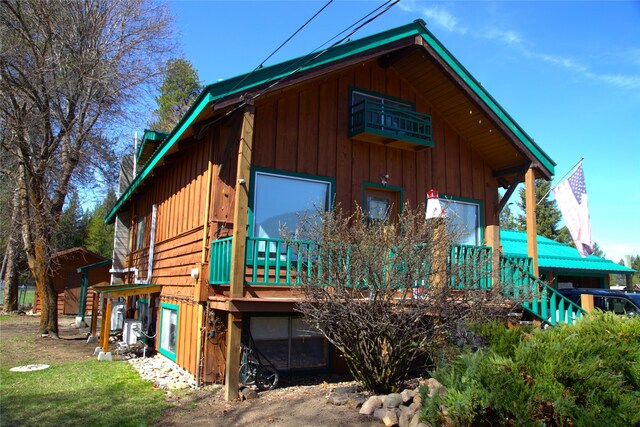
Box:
[30,238,59,337]
[3,188,21,312]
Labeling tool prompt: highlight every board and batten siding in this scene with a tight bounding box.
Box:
[252,61,498,226]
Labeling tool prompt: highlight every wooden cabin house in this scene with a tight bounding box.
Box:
[103,20,583,399]
[34,247,110,316]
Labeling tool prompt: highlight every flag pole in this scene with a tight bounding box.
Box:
[537,156,584,206]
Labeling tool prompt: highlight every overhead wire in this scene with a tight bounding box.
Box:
[207,0,399,128]
[224,0,335,99]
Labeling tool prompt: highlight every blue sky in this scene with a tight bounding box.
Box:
[167,0,640,263]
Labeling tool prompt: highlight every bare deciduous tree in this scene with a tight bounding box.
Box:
[292,205,519,394]
[0,0,174,336]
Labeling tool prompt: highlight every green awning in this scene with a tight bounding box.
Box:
[92,283,162,298]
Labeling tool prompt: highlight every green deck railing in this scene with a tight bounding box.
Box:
[210,236,588,326]
[500,257,586,326]
[349,99,432,146]
[449,244,492,289]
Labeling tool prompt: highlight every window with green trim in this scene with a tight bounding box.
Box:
[252,170,332,241]
[439,198,481,245]
[159,303,178,361]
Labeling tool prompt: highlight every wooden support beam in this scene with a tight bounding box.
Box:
[90,291,99,337]
[525,168,539,276]
[196,133,216,302]
[497,166,528,213]
[224,312,243,401]
[100,297,112,353]
[224,105,254,402]
[485,225,501,286]
[229,105,255,298]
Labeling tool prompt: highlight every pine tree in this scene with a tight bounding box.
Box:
[149,58,202,132]
[52,192,88,251]
[85,189,117,258]
[515,179,573,245]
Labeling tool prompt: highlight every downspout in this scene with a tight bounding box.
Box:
[195,130,216,387]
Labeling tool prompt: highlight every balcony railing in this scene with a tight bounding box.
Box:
[349,99,433,149]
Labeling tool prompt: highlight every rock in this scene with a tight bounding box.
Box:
[382,409,399,427]
[87,335,98,344]
[333,385,358,394]
[401,389,417,403]
[239,387,258,400]
[327,392,350,406]
[360,396,383,415]
[409,413,422,427]
[426,378,445,398]
[383,393,403,409]
[413,394,422,407]
[399,404,415,419]
[373,408,387,421]
[346,394,368,409]
[398,410,411,427]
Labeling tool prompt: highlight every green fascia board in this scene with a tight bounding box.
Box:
[413,23,555,175]
[106,20,555,223]
[77,258,112,273]
[136,129,169,163]
[501,230,635,274]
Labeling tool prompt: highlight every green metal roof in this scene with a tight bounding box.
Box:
[105,20,555,223]
[501,230,635,275]
[137,129,169,164]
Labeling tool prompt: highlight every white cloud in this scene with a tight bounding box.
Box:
[399,0,466,34]
[482,29,522,45]
[396,2,640,91]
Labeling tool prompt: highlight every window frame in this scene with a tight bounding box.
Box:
[436,195,484,246]
[248,314,329,372]
[159,302,178,362]
[134,215,145,251]
[249,166,335,240]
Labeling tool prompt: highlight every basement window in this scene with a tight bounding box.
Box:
[159,303,178,361]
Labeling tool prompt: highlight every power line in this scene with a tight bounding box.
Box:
[225,0,335,98]
[219,0,398,119]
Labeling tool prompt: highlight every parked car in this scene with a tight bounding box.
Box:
[559,288,640,316]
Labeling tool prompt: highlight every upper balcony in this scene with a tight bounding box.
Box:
[348,89,433,151]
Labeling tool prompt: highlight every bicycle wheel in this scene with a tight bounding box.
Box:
[239,362,256,386]
[255,365,279,391]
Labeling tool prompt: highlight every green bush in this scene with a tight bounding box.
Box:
[421,313,640,426]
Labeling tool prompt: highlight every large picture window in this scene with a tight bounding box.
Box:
[439,198,481,246]
[252,170,332,241]
[134,216,145,251]
[159,303,178,361]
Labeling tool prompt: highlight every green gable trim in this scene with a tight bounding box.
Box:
[136,129,169,164]
[105,93,214,223]
[106,20,555,223]
[413,23,555,175]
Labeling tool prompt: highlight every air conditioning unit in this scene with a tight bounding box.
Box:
[123,319,143,345]
[110,301,125,331]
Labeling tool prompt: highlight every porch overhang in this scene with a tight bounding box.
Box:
[92,282,162,298]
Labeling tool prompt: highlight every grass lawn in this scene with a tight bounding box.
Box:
[0,318,170,427]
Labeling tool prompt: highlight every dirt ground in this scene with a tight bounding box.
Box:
[0,314,381,427]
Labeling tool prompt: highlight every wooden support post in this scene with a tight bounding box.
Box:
[525,168,539,277]
[485,225,501,286]
[90,291,99,337]
[100,297,113,353]
[224,105,254,401]
[581,294,595,312]
[196,134,216,303]
[224,311,242,401]
[229,104,255,298]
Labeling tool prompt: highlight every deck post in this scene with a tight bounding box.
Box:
[90,291,99,337]
[224,311,243,401]
[225,104,255,401]
[100,297,112,353]
[525,168,539,276]
[485,225,501,286]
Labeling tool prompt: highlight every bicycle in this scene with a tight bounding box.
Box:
[239,342,279,391]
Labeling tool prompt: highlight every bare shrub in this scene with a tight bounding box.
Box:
[290,204,517,394]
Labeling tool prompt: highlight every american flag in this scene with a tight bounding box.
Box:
[552,163,593,257]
